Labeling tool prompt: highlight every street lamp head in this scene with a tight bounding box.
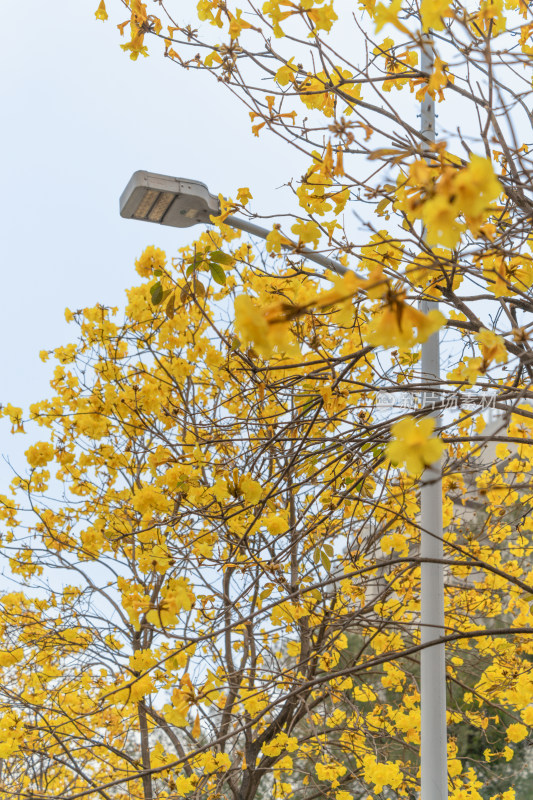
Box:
[119,170,220,228]
[120,169,348,276]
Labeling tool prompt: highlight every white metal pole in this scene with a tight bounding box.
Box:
[420,33,448,800]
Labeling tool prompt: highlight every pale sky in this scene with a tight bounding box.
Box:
[0,0,308,479]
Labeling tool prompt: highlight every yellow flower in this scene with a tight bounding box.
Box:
[500,791,516,800]
[115,673,154,704]
[0,713,24,759]
[454,155,502,219]
[331,187,350,215]
[307,2,338,33]
[129,649,156,672]
[503,745,514,761]
[146,578,195,628]
[228,9,253,39]
[174,775,195,795]
[315,761,347,787]
[386,416,444,475]
[424,56,454,102]
[265,225,291,255]
[240,475,262,504]
[2,404,24,433]
[234,295,298,358]
[95,1,108,21]
[367,296,445,349]
[449,356,483,385]
[315,270,366,326]
[120,24,149,60]
[275,58,297,86]
[165,688,191,727]
[483,255,512,297]
[264,513,287,535]
[132,485,172,516]
[286,641,301,657]
[420,0,452,30]
[262,732,298,756]
[421,194,464,249]
[475,328,508,365]
[236,187,253,205]
[374,0,411,35]
[362,754,403,793]
[291,219,321,249]
[135,246,166,278]
[0,648,23,667]
[243,690,268,715]
[25,442,54,468]
[507,722,528,743]
[212,477,230,502]
[234,295,271,356]
[262,0,293,37]
[138,542,173,575]
[381,531,409,556]
[54,344,77,364]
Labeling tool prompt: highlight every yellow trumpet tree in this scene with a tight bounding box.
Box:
[1,0,533,798]
[0,225,532,799]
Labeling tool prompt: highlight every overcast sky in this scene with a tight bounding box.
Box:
[1,1,312,479]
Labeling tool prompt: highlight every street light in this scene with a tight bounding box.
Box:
[120,162,447,799]
[120,169,347,276]
[120,171,219,228]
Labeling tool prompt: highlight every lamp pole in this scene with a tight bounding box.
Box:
[419,33,448,800]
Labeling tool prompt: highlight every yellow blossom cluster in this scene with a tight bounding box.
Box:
[397,154,502,249]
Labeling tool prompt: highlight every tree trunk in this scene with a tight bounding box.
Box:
[138,701,153,800]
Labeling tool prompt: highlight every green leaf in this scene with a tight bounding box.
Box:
[165,293,175,319]
[313,547,320,565]
[209,262,227,286]
[187,255,203,276]
[320,551,331,572]
[210,250,233,266]
[153,269,162,277]
[150,281,163,305]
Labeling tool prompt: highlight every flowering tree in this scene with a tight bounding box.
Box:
[1,0,533,798]
[1,240,438,800]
